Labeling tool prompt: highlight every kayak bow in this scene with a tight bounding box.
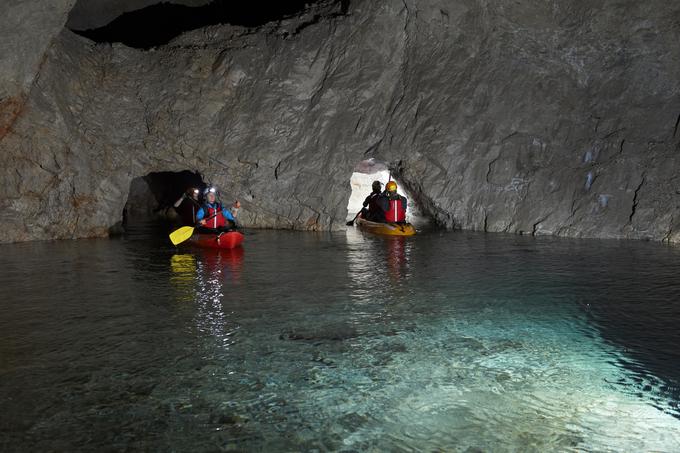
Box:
[188,231,245,249]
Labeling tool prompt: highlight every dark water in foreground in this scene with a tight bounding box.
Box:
[1,226,680,452]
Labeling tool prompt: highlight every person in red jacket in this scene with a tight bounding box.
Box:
[378,181,407,223]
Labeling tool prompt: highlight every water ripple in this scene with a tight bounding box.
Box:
[1,230,680,451]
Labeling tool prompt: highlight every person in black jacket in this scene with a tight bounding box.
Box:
[361,181,384,222]
[173,188,201,225]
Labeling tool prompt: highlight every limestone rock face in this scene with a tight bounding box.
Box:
[0,0,75,138]
[2,0,680,243]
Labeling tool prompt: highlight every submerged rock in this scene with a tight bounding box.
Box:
[2,0,680,242]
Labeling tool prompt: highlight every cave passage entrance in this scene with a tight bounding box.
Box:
[123,170,206,228]
[346,159,427,225]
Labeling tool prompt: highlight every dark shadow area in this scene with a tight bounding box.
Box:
[70,0,349,49]
[586,291,680,419]
[123,170,205,228]
[506,241,680,419]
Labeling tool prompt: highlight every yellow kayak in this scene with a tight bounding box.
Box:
[356,216,416,236]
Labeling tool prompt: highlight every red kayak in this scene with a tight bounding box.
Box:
[188,231,244,249]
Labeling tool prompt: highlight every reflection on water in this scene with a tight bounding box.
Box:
[171,248,244,292]
[1,227,680,451]
[171,248,244,349]
[346,231,413,287]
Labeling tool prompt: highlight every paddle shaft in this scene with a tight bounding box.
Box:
[196,210,222,227]
[346,210,362,226]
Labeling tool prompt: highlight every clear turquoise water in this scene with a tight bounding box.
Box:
[1,227,679,451]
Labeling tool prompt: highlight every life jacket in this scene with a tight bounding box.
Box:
[204,203,227,229]
[384,197,406,223]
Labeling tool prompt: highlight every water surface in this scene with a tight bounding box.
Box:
[1,227,679,451]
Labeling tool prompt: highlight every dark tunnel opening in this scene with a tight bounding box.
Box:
[70,0,349,49]
[123,170,206,228]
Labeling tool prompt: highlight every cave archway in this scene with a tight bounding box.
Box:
[346,158,427,226]
[123,170,206,228]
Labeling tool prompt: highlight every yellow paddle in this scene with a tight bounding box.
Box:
[169,226,196,245]
[169,211,223,245]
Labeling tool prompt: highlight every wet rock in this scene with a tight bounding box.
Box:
[337,411,369,430]
[280,325,359,342]
[2,0,680,242]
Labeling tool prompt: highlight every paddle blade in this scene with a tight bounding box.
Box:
[346,211,362,226]
[169,226,195,245]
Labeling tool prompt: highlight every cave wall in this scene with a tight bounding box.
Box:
[0,0,75,139]
[2,0,680,243]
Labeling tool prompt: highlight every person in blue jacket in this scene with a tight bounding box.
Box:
[196,187,236,232]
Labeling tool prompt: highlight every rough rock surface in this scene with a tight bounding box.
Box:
[0,0,75,139]
[2,0,680,243]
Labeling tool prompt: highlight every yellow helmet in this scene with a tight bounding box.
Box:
[386,181,398,192]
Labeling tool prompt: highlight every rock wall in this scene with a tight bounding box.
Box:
[2,0,680,242]
[0,0,75,139]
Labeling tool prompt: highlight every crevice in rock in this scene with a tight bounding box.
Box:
[353,115,363,134]
[602,128,626,139]
[531,221,539,236]
[663,219,673,242]
[628,175,646,224]
[531,213,552,236]
[592,115,602,133]
[363,139,383,156]
[70,0,347,49]
[486,156,497,184]
[558,195,580,235]
[674,113,680,138]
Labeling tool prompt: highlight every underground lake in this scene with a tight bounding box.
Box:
[1,225,679,451]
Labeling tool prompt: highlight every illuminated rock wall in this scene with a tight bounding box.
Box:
[2,0,680,242]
